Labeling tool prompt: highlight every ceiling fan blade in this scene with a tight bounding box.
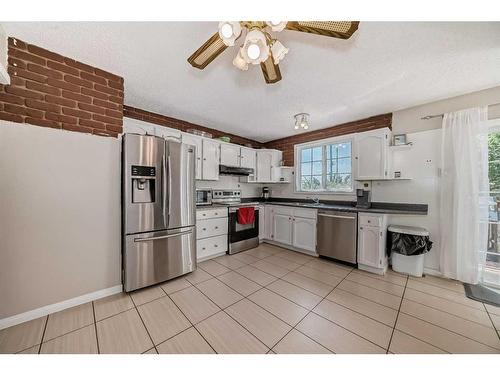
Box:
[285,21,359,39]
[260,55,282,84]
[187,33,228,69]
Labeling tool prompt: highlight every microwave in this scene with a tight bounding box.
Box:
[196,189,212,206]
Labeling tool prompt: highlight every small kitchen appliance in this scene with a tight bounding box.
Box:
[356,188,371,209]
[262,187,270,200]
[196,188,212,206]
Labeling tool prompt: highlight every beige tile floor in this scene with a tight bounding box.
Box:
[1,243,499,354]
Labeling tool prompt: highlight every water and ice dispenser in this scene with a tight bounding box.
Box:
[131,165,156,204]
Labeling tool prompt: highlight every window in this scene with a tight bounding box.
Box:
[296,138,353,193]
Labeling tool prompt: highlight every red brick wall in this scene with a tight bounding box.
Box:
[0,37,124,137]
[124,105,263,148]
[264,113,392,166]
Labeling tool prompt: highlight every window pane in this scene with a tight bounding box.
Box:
[326,173,351,190]
[301,176,311,190]
[312,161,322,175]
[301,148,312,163]
[312,147,322,161]
[338,157,351,173]
[326,159,337,174]
[326,144,337,159]
[301,162,311,175]
[311,176,322,189]
[337,142,351,158]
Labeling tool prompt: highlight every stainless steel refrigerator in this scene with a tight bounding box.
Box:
[122,133,196,292]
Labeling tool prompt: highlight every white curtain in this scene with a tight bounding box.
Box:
[440,106,489,284]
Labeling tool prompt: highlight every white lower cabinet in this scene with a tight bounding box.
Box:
[258,205,266,241]
[268,205,317,253]
[357,213,388,274]
[292,217,317,252]
[273,213,293,245]
[196,208,228,261]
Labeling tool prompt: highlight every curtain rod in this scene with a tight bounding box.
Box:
[420,102,500,120]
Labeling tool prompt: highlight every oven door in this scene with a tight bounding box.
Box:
[228,207,259,243]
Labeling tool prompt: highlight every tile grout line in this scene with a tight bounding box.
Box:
[385,274,408,353]
[396,310,500,351]
[129,293,158,354]
[192,251,332,353]
[270,264,356,353]
[483,304,500,340]
[163,293,218,354]
[91,301,100,354]
[37,315,49,354]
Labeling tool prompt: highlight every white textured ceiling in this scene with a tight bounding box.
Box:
[3,22,500,142]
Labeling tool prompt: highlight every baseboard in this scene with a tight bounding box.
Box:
[0,285,122,330]
[262,240,318,257]
[423,268,442,277]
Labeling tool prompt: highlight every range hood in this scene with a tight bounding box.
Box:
[219,165,254,176]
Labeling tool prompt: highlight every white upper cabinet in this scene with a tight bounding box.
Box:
[155,126,182,141]
[182,133,203,180]
[240,147,257,170]
[355,128,390,180]
[123,118,156,135]
[220,143,241,167]
[201,139,220,180]
[256,150,282,182]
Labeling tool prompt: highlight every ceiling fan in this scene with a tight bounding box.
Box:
[187,21,359,84]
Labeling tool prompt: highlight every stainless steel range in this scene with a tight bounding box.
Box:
[212,189,260,254]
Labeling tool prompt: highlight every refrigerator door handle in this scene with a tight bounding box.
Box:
[162,153,167,227]
[133,228,193,242]
[167,155,172,224]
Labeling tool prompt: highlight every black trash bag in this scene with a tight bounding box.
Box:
[386,232,433,257]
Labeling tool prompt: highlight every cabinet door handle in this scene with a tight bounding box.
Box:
[360,226,363,230]
[215,212,218,215]
[214,244,218,248]
[215,226,218,229]
[202,228,206,231]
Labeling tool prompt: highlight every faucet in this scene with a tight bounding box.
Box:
[312,196,320,204]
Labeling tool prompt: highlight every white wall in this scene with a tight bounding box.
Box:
[372,129,441,272]
[0,121,121,319]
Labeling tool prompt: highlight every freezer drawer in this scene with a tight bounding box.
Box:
[316,210,357,264]
[123,226,196,292]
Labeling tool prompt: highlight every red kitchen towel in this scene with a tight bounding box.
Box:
[237,207,255,225]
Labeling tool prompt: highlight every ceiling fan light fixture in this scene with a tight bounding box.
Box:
[266,21,287,32]
[242,29,269,64]
[218,22,242,46]
[271,40,289,64]
[232,48,249,71]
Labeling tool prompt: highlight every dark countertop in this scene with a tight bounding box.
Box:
[242,197,428,215]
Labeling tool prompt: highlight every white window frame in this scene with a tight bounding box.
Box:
[294,134,356,195]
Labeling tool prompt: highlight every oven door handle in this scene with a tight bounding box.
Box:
[229,207,260,213]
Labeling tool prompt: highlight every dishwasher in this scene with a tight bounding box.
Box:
[316,210,357,264]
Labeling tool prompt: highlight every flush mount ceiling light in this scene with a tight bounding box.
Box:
[294,113,310,130]
[188,21,359,84]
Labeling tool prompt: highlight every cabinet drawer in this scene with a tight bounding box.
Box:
[271,205,294,216]
[359,214,382,228]
[196,217,228,239]
[196,207,227,220]
[197,235,227,260]
[293,208,317,219]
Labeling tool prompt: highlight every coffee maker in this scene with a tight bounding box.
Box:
[356,188,371,209]
[262,187,270,201]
